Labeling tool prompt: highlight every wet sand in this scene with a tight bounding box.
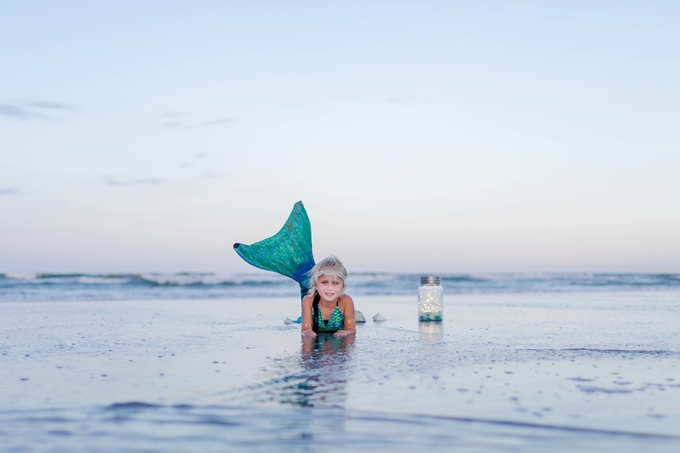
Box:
[2,291,680,451]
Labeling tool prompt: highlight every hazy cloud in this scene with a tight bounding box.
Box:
[179,153,208,168]
[386,96,430,104]
[29,101,75,111]
[0,104,32,119]
[163,112,187,128]
[203,118,236,126]
[0,100,76,121]
[0,188,18,195]
[103,176,164,186]
[162,112,236,129]
[202,172,223,178]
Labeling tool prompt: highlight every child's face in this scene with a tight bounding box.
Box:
[315,271,344,303]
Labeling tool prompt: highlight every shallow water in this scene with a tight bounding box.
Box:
[2,291,680,451]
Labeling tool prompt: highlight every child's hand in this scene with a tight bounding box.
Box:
[333,330,355,338]
[301,329,317,339]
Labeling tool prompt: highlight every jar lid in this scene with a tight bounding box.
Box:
[420,276,441,285]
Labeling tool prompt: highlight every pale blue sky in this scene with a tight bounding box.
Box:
[1,1,679,273]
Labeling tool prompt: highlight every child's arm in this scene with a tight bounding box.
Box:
[301,295,316,338]
[334,295,356,337]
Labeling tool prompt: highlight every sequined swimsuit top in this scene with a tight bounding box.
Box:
[314,295,344,333]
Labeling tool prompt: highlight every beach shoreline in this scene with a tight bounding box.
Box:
[2,291,680,451]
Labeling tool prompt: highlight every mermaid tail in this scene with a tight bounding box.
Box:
[233,201,315,299]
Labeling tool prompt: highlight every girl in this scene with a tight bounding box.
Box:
[301,256,356,338]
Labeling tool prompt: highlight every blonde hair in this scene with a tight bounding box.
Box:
[306,255,348,296]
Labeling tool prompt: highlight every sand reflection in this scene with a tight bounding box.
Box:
[285,334,355,408]
[418,321,444,339]
[241,335,355,408]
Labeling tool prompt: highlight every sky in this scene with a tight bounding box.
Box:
[1,1,679,274]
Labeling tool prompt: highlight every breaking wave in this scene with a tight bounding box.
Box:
[1,272,679,302]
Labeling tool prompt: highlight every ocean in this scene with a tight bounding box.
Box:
[2,271,680,301]
[2,273,680,452]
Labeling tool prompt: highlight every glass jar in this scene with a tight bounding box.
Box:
[418,276,443,322]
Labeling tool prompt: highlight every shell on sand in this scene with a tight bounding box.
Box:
[355,310,367,323]
[373,313,387,322]
[283,317,293,325]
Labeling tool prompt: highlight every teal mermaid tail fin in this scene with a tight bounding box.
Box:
[233,201,315,299]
